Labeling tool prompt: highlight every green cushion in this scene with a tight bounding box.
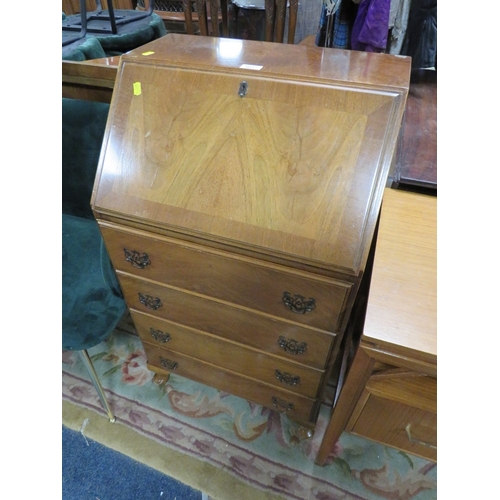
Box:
[62,214,126,351]
[62,13,167,61]
[62,99,110,219]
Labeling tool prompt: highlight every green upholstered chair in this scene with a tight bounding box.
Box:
[62,98,127,422]
[62,0,167,61]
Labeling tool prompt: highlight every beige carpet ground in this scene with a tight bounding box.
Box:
[63,399,287,500]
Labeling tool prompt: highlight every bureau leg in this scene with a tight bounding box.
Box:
[314,348,374,465]
[289,423,314,444]
[152,372,170,385]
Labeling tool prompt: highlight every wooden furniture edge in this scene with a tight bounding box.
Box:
[62,59,119,102]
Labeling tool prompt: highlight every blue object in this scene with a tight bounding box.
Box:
[62,426,203,500]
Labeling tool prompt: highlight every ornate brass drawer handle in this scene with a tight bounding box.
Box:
[159,356,178,371]
[271,396,294,414]
[149,328,171,343]
[278,336,307,355]
[282,292,316,314]
[275,369,300,386]
[138,293,162,310]
[124,248,151,269]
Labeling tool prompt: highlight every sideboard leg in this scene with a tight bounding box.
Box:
[314,347,374,465]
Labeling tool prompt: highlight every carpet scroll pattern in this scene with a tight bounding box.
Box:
[62,315,437,500]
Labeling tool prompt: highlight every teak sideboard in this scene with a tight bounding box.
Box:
[91,34,410,440]
[315,188,437,464]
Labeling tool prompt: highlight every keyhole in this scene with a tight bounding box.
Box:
[238,81,248,97]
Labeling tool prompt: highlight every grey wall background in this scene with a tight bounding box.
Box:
[292,0,323,44]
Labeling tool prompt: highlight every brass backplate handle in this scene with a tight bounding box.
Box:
[271,396,294,413]
[282,292,316,314]
[149,328,171,343]
[124,248,151,269]
[278,336,307,355]
[138,293,162,310]
[159,356,178,371]
[275,369,300,386]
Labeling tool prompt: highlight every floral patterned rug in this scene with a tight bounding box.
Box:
[62,315,437,500]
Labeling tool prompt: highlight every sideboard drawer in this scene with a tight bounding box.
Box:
[118,273,336,369]
[101,224,352,332]
[350,394,437,461]
[133,311,324,398]
[347,373,437,461]
[143,342,319,423]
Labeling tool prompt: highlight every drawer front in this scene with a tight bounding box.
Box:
[143,342,318,423]
[119,273,335,369]
[132,310,324,398]
[350,395,437,461]
[101,224,352,332]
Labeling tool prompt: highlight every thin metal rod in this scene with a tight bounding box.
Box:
[79,350,116,423]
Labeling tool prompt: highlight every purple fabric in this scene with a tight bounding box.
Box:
[351,0,391,52]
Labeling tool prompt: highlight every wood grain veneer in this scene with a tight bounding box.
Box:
[315,188,437,464]
[91,35,410,445]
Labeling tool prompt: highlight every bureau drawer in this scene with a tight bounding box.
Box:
[100,224,352,332]
[118,273,335,369]
[143,342,319,423]
[133,310,324,398]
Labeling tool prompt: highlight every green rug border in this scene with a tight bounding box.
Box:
[62,399,287,500]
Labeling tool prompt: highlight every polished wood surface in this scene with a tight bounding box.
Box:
[143,342,319,423]
[349,388,436,460]
[92,36,410,436]
[315,188,437,464]
[62,59,118,102]
[93,34,411,276]
[100,224,352,332]
[395,70,437,188]
[133,311,325,397]
[118,273,336,369]
[362,188,437,363]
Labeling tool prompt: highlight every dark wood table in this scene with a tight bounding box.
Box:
[393,69,437,190]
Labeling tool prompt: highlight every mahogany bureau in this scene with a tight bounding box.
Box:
[91,34,410,435]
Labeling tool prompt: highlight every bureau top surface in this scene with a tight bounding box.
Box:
[363,188,437,360]
[92,34,411,275]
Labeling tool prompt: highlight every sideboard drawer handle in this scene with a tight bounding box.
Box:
[124,248,151,269]
[159,356,178,371]
[138,293,162,310]
[282,292,316,314]
[149,328,171,343]
[278,336,307,355]
[405,423,437,449]
[271,396,294,414]
[275,369,300,386]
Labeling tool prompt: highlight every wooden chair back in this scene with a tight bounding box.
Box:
[182,0,298,43]
[265,0,298,44]
[183,0,228,37]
